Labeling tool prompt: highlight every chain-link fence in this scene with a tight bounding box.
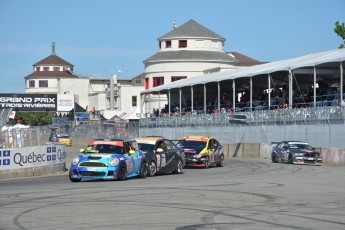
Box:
[139,106,345,128]
[0,119,140,148]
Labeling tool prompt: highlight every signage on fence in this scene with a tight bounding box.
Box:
[0,144,66,170]
[0,93,74,112]
[229,114,247,124]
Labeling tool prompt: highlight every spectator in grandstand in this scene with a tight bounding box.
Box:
[221,108,227,115]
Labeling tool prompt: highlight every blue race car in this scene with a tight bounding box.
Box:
[69,138,147,182]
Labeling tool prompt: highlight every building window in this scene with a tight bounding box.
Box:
[39,80,48,87]
[179,40,187,48]
[43,67,49,71]
[165,41,171,48]
[29,80,35,88]
[153,77,164,87]
[132,96,137,106]
[35,67,40,72]
[53,67,60,71]
[171,76,187,82]
[145,78,149,89]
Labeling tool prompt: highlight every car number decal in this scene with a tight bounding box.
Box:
[127,161,133,172]
[156,155,161,168]
[161,154,166,167]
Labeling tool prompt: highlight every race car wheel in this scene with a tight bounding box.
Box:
[117,163,127,181]
[288,154,293,164]
[139,163,147,178]
[216,154,224,167]
[173,159,183,174]
[204,157,209,169]
[69,169,81,182]
[147,161,157,177]
[272,153,277,163]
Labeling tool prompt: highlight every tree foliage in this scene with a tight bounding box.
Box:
[11,112,53,126]
[334,21,345,48]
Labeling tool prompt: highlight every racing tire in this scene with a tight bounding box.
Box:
[216,154,224,167]
[288,154,293,164]
[272,153,278,163]
[204,157,209,169]
[139,163,147,178]
[147,161,157,177]
[69,169,81,182]
[172,159,183,174]
[117,163,127,181]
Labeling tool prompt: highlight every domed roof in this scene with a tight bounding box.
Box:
[159,19,225,41]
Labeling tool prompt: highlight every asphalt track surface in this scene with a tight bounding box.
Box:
[0,146,345,230]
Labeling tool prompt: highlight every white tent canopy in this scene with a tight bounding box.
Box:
[141,48,345,94]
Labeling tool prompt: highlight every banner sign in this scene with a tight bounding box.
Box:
[0,144,66,170]
[0,93,74,112]
[229,114,247,124]
[57,94,74,112]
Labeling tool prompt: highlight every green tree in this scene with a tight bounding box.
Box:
[334,21,345,48]
[12,112,53,126]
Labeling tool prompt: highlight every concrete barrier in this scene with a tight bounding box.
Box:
[228,143,243,158]
[320,147,345,166]
[0,144,66,179]
[243,143,260,158]
[260,143,274,159]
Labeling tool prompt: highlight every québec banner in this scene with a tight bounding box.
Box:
[0,93,74,112]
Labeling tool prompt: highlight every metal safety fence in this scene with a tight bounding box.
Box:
[1,120,140,148]
[139,106,345,128]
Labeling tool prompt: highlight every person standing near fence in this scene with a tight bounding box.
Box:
[13,120,30,147]
[91,107,95,118]
[1,122,13,147]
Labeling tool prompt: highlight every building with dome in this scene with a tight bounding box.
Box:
[142,19,262,114]
[24,43,144,119]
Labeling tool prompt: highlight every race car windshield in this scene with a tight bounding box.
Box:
[177,140,206,150]
[137,143,154,152]
[86,144,124,154]
[293,144,313,150]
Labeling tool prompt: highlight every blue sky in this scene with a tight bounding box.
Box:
[0,0,344,93]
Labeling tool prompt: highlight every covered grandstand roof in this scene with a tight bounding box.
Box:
[141,48,345,94]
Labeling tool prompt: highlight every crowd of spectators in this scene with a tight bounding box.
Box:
[147,84,344,118]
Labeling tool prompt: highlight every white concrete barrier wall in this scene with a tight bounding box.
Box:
[320,147,345,166]
[0,144,66,179]
[225,142,344,166]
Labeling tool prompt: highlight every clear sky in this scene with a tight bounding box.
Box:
[0,0,344,93]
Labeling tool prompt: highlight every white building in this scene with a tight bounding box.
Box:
[142,19,263,114]
[25,42,144,120]
[24,21,263,119]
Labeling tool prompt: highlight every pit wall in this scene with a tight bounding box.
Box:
[224,143,345,166]
[0,144,67,179]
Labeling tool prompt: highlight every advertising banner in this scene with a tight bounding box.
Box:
[57,94,74,112]
[0,93,75,112]
[0,93,57,112]
[0,144,66,170]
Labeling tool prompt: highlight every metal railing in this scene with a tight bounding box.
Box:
[139,106,345,128]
